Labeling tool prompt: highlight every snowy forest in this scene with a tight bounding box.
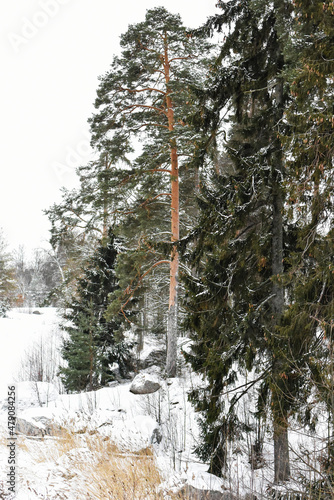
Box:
[1,1,334,498]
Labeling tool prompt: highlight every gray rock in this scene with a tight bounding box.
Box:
[139,349,166,369]
[129,373,161,395]
[16,418,44,437]
[33,416,63,436]
[16,417,63,437]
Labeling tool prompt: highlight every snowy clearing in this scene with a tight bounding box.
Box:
[0,308,330,499]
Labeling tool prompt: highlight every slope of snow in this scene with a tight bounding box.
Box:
[0,308,60,402]
[0,308,227,499]
[0,308,330,499]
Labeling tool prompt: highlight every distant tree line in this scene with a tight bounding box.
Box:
[0,232,65,314]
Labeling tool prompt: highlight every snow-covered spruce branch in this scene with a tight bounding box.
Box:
[110,193,172,218]
[169,54,200,63]
[255,294,276,312]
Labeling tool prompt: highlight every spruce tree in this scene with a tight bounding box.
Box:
[182,0,296,482]
[59,229,133,392]
[283,0,334,231]
[60,301,105,392]
[279,1,334,493]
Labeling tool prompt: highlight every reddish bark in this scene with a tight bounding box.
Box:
[164,34,180,377]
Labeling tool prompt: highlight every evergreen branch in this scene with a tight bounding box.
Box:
[169,54,199,63]
[129,122,169,131]
[120,103,168,116]
[67,207,102,235]
[117,86,166,96]
[155,69,168,77]
[111,192,172,217]
[142,192,172,204]
[137,39,160,53]
[255,294,276,311]
[119,167,172,187]
[310,315,327,326]
[120,259,171,317]
[145,168,172,174]
[243,82,276,94]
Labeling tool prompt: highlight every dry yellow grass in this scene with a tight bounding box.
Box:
[22,427,187,499]
[0,433,28,452]
[84,446,164,499]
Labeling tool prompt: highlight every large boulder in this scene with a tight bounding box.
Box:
[129,373,161,395]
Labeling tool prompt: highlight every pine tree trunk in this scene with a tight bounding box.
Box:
[164,36,179,377]
[166,246,178,377]
[138,293,148,353]
[271,186,290,483]
[272,190,284,317]
[271,205,290,481]
[166,145,179,377]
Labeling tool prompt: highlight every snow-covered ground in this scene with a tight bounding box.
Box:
[0,308,331,499]
[0,308,226,499]
[0,308,60,403]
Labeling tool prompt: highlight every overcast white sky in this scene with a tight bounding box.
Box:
[1,0,219,256]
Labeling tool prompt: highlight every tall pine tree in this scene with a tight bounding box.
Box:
[89,7,212,376]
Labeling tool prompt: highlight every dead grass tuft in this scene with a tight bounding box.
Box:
[21,429,187,499]
[0,434,28,451]
[84,447,163,499]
